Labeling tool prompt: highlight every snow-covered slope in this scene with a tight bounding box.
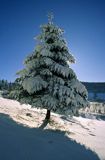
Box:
[0,97,105,160]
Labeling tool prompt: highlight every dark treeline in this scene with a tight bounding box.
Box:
[0,79,16,98]
[0,79,10,90]
[0,79,15,91]
[0,79,105,93]
[0,79,19,99]
[0,79,105,102]
[82,82,105,93]
[1,79,105,92]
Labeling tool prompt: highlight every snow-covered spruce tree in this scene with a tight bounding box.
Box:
[11,14,89,120]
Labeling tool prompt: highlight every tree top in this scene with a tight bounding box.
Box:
[47,12,54,24]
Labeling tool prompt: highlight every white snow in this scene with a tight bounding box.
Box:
[0,97,105,160]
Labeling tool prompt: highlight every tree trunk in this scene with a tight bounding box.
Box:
[45,109,51,120]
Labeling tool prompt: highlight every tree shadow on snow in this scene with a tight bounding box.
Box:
[39,119,50,129]
[0,113,100,160]
[61,115,90,131]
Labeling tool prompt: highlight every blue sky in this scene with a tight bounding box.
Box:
[0,0,105,82]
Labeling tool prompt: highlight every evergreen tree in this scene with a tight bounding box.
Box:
[0,79,9,90]
[11,14,89,120]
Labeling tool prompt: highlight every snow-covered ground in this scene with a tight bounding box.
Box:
[0,97,105,160]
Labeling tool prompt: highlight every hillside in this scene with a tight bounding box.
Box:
[0,97,105,159]
[82,82,105,102]
[1,81,105,102]
[82,82,105,93]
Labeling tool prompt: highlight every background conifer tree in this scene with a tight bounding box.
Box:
[10,14,89,120]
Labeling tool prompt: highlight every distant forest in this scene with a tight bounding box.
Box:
[0,79,105,98]
[82,82,105,93]
[0,79,105,93]
[0,79,14,90]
